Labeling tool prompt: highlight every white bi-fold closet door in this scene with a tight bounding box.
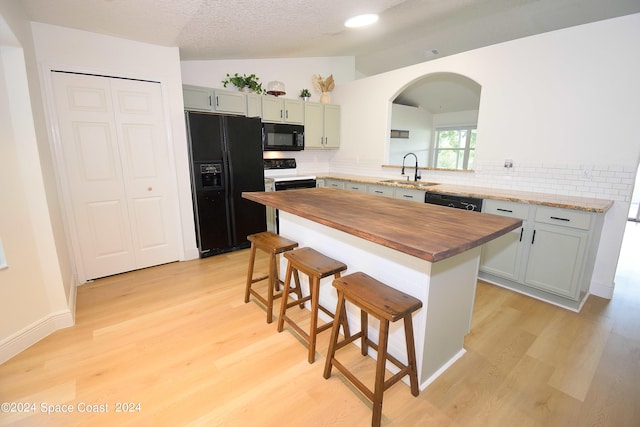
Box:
[51,72,179,281]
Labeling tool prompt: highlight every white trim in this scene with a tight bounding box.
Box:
[38,62,186,280]
[0,310,74,364]
[589,280,615,299]
[419,348,466,391]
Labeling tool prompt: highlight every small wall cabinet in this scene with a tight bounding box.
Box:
[261,97,304,124]
[304,103,340,149]
[182,85,246,115]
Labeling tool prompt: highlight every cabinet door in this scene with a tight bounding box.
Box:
[524,223,587,299]
[304,102,324,148]
[246,93,262,117]
[212,90,246,115]
[323,104,340,148]
[183,85,212,111]
[480,227,526,280]
[283,99,304,124]
[261,97,283,122]
[480,200,530,280]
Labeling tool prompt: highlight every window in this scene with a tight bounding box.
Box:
[433,126,476,170]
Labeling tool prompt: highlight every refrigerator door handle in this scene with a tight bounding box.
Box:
[221,120,237,245]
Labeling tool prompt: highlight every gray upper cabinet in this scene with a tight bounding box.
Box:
[182,85,246,115]
[211,90,246,115]
[261,97,304,124]
[305,103,340,149]
[182,85,213,111]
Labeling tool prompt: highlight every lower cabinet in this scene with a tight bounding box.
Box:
[479,199,603,310]
[366,184,394,198]
[480,200,528,281]
[394,187,425,203]
[323,179,345,189]
[344,181,366,192]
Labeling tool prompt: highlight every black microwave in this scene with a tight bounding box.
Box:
[262,123,304,151]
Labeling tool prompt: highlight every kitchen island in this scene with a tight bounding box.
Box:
[243,187,521,389]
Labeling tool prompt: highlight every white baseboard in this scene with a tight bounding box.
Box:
[0,310,74,364]
[419,348,466,391]
[183,247,200,261]
[589,280,615,299]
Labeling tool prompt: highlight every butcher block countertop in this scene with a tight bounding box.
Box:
[243,187,522,263]
[317,173,613,213]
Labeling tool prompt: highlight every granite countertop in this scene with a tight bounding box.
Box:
[316,173,613,213]
[243,187,522,263]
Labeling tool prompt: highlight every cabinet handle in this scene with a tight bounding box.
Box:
[286,110,289,119]
[497,208,513,213]
[374,190,383,194]
[550,216,570,222]
[215,96,219,107]
[280,109,283,119]
[403,195,413,199]
[531,229,536,244]
[519,228,524,242]
[209,95,212,106]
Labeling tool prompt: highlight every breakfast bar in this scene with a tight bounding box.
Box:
[243,187,522,389]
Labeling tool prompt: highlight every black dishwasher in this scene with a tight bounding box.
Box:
[424,192,483,211]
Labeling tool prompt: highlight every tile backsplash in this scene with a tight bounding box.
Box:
[320,158,634,203]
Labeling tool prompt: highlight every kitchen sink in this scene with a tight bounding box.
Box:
[379,179,439,188]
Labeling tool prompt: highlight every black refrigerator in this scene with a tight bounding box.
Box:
[185,111,266,257]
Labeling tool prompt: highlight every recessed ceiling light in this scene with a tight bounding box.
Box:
[344,14,379,28]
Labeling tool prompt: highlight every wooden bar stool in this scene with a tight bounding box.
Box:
[323,272,422,427]
[244,232,299,323]
[277,247,349,363]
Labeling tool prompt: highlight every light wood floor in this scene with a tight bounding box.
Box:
[1,224,639,426]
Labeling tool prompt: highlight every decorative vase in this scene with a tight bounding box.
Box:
[240,87,252,93]
[301,96,310,102]
[320,92,330,104]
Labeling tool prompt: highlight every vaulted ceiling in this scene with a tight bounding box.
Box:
[19,0,640,77]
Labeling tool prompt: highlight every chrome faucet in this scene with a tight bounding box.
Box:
[401,152,421,181]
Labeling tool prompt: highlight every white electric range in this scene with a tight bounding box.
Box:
[263,158,316,190]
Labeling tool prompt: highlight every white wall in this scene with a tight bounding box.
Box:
[0,5,72,363]
[181,56,355,104]
[389,104,432,165]
[332,13,640,299]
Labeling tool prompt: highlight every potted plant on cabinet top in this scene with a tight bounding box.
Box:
[299,88,311,101]
[221,73,264,94]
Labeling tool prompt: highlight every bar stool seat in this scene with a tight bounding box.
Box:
[244,231,299,323]
[277,247,349,363]
[323,272,422,427]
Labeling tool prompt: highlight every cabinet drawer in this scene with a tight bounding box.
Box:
[324,179,345,190]
[344,181,366,192]
[535,207,592,230]
[483,199,530,220]
[367,184,394,197]
[395,188,425,203]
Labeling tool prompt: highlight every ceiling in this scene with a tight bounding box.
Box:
[19,0,640,77]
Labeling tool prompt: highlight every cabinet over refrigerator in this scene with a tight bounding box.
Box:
[185,111,266,257]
